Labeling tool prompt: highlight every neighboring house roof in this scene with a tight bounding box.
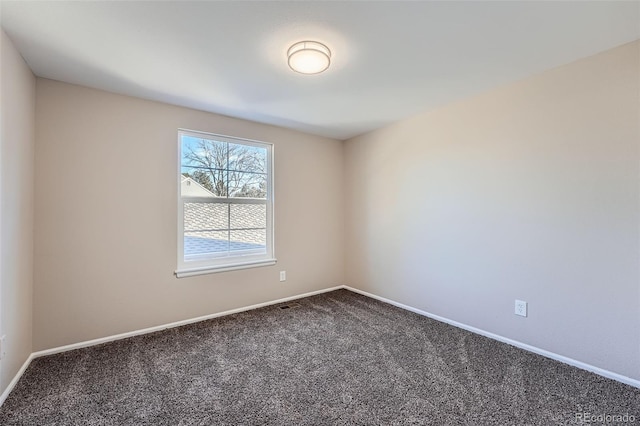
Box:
[183,202,266,255]
[181,176,216,198]
[181,176,267,255]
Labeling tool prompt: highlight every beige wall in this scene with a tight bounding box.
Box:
[0,30,35,394]
[34,79,344,350]
[344,41,640,380]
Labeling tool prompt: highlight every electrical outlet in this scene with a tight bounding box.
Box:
[279,271,286,282]
[515,300,527,317]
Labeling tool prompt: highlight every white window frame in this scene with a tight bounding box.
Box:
[175,129,275,278]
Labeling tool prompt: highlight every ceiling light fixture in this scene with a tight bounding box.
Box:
[287,41,331,75]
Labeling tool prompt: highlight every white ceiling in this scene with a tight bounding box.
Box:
[2,1,639,140]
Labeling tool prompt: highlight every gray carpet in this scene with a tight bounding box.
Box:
[1,289,638,425]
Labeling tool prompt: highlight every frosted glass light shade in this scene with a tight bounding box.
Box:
[287,41,331,74]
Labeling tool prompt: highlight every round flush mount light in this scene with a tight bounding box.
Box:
[287,41,331,74]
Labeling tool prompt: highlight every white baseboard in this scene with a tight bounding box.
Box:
[343,285,640,389]
[0,353,35,407]
[33,285,344,358]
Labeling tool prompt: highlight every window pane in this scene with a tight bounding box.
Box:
[184,202,229,258]
[230,204,266,229]
[184,231,229,256]
[184,202,228,231]
[181,168,227,198]
[229,229,266,252]
[228,172,267,198]
[181,136,228,197]
[228,142,266,174]
[227,140,266,199]
[181,137,227,170]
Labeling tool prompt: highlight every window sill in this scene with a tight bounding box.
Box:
[175,258,277,278]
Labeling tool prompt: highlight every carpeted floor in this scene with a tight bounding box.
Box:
[1,289,638,425]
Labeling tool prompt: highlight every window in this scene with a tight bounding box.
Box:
[176,129,275,277]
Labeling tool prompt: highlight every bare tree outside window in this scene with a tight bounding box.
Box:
[182,138,267,198]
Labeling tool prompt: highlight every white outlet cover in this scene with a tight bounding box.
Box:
[279,271,286,282]
[515,300,528,317]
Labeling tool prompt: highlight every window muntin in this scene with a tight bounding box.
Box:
[176,130,274,277]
